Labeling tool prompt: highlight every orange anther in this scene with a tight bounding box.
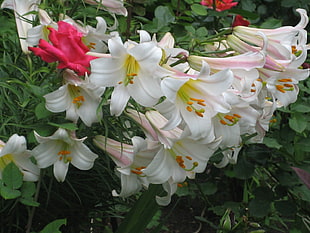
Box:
[186,106,193,112]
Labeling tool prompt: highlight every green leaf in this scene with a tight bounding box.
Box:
[35,102,52,120]
[200,182,217,195]
[263,137,282,149]
[275,200,297,216]
[291,103,310,113]
[289,113,307,133]
[115,185,161,233]
[191,4,208,16]
[21,182,36,198]
[2,162,23,189]
[249,199,271,217]
[0,185,21,199]
[260,18,282,29]
[48,122,78,131]
[154,6,175,28]
[20,197,40,207]
[233,155,255,179]
[39,219,67,233]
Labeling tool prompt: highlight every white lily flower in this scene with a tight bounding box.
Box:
[213,92,260,167]
[157,62,233,142]
[0,134,39,181]
[1,0,40,54]
[94,135,158,197]
[84,0,128,16]
[233,8,309,60]
[90,32,163,116]
[44,69,105,127]
[32,128,98,182]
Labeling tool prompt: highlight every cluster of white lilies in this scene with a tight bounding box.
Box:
[0,0,309,205]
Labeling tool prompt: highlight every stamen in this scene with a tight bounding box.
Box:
[58,150,71,155]
[190,97,205,102]
[220,119,227,125]
[131,170,143,175]
[185,156,193,160]
[284,84,294,88]
[186,106,193,112]
[291,45,297,54]
[276,85,286,93]
[187,101,194,105]
[72,96,85,104]
[278,78,293,82]
[233,114,242,118]
[195,111,204,117]
[198,102,206,106]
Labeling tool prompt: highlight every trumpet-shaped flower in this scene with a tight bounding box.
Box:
[200,0,238,12]
[84,0,128,16]
[29,21,97,76]
[94,135,158,197]
[32,128,98,182]
[1,0,40,54]
[0,134,39,181]
[157,62,233,142]
[90,32,163,116]
[44,69,105,126]
[232,8,309,60]
[213,92,260,167]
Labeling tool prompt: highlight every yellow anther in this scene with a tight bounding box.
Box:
[291,45,297,54]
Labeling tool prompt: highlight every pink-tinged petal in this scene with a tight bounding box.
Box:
[155,100,182,131]
[110,85,131,116]
[188,52,265,71]
[53,159,69,182]
[93,135,133,167]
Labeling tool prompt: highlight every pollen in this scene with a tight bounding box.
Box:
[291,45,297,54]
[58,150,71,156]
[190,97,205,102]
[278,78,293,82]
[284,84,294,88]
[186,106,193,112]
[72,95,85,104]
[195,111,204,117]
[276,85,286,93]
[220,119,227,125]
[131,170,143,175]
[187,101,194,105]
